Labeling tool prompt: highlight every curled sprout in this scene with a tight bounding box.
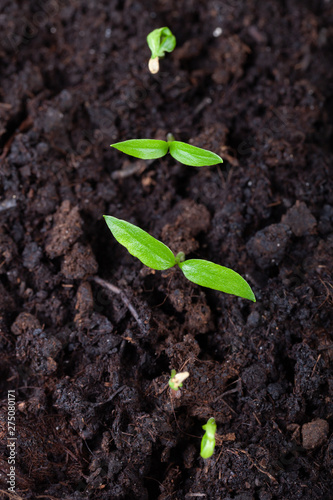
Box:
[200,417,217,459]
[147,27,176,74]
[169,369,189,391]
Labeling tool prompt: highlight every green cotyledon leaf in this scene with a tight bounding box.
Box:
[200,433,216,459]
[111,139,168,160]
[200,418,216,459]
[104,216,176,271]
[147,27,176,59]
[178,259,256,301]
[169,141,223,167]
[157,27,176,56]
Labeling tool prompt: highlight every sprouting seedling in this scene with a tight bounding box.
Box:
[200,417,217,459]
[103,215,256,302]
[168,369,190,391]
[111,133,222,167]
[147,27,176,74]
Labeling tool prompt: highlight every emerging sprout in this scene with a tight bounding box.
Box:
[147,27,176,74]
[103,215,256,302]
[169,369,190,391]
[200,417,217,459]
[111,134,222,167]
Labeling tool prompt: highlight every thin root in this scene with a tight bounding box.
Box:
[92,276,147,335]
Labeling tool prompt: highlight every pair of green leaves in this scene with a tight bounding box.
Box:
[104,216,255,302]
[110,139,223,167]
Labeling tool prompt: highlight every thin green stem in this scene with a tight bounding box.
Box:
[175,251,185,265]
[167,133,175,143]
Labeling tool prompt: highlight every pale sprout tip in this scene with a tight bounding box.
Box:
[148,56,159,74]
[170,371,189,390]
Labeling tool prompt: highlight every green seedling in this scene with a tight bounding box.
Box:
[147,27,176,73]
[200,417,217,459]
[169,369,190,391]
[104,215,255,301]
[111,133,222,167]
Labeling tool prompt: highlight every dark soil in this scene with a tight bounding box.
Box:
[0,1,332,499]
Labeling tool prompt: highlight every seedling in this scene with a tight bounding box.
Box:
[111,133,222,167]
[147,27,176,74]
[169,369,190,391]
[200,417,216,459]
[104,215,255,301]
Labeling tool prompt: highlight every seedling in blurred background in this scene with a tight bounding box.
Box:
[111,133,223,167]
[168,370,190,391]
[200,417,217,459]
[147,27,176,73]
[104,216,255,301]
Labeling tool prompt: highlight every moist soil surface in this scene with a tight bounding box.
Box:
[0,1,332,499]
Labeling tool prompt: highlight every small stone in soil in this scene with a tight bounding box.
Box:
[282,200,317,237]
[246,223,291,269]
[301,419,329,450]
[45,200,83,258]
[22,242,43,270]
[61,242,98,279]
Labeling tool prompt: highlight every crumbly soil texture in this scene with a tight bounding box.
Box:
[0,1,332,499]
